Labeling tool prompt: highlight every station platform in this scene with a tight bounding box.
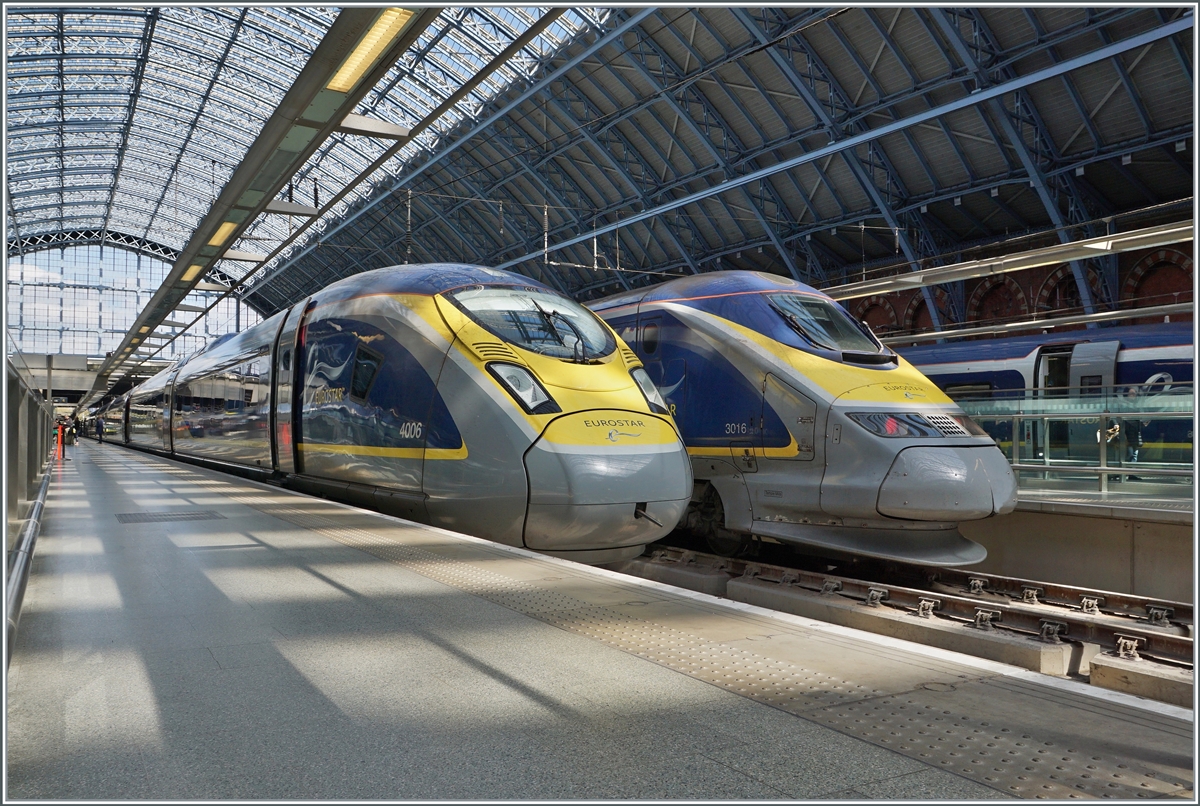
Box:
[1015,487,1194,524]
[7,441,1193,800]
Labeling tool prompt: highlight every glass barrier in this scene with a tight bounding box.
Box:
[955,383,1193,499]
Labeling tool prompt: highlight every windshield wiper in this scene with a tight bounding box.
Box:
[767,300,836,351]
[552,309,592,363]
[530,299,566,347]
[532,300,591,362]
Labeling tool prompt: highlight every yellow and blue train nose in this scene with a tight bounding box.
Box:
[522,410,692,561]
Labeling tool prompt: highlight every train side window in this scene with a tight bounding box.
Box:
[349,345,383,403]
[944,383,992,400]
[641,322,660,354]
[1080,375,1102,397]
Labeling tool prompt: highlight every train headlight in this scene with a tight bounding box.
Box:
[950,414,989,436]
[487,363,561,415]
[847,412,943,438]
[630,367,669,415]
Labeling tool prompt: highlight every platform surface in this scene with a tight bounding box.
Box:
[6,441,1193,800]
[1017,486,1194,524]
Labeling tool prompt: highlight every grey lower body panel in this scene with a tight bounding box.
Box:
[524,498,687,551]
[750,520,987,566]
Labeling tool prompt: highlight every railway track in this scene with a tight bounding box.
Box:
[636,542,1194,668]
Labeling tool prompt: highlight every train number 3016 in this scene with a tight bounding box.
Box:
[724,422,749,435]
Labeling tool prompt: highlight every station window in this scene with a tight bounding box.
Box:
[349,345,383,403]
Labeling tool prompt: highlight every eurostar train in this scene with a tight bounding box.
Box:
[96,264,692,564]
[591,271,1017,566]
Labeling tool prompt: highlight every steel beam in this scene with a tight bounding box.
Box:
[248,9,659,296]
[494,15,1193,274]
[930,9,1101,315]
[732,8,948,328]
[82,8,442,408]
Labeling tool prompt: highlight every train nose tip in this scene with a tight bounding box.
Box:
[522,411,691,557]
[878,446,1017,521]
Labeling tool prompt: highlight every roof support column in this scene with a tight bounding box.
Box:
[731,8,946,329]
[930,9,1100,317]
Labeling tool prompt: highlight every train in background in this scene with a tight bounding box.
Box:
[897,322,1194,466]
[90,263,692,565]
[896,322,1193,398]
[592,271,1017,566]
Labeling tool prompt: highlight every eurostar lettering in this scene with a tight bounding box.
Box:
[312,386,345,405]
[583,418,646,428]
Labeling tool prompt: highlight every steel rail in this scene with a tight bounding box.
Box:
[921,565,1192,627]
[645,546,1194,666]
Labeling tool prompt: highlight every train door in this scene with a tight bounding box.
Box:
[1068,341,1120,461]
[758,373,822,512]
[165,371,178,454]
[1070,341,1119,393]
[272,298,313,475]
[636,315,686,420]
[637,316,663,385]
[1033,345,1073,459]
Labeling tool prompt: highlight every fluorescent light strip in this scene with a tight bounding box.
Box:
[181,264,204,282]
[207,222,237,248]
[327,8,413,93]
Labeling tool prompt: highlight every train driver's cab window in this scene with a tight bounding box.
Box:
[1080,375,1103,397]
[349,345,383,403]
[641,322,660,355]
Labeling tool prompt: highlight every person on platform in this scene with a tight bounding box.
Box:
[1123,386,1143,466]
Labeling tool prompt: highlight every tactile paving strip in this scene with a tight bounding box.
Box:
[808,696,1188,799]
[153,467,1191,800]
[115,510,226,523]
[233,496,884,715]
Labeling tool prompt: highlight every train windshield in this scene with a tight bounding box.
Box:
[766,293,881,353]
[448,286,616,361]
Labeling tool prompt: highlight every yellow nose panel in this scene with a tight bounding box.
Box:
[540,411,680,448]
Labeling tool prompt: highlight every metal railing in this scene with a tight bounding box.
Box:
[6,336,58,666]
[955,383,1193,498]
[6,338,56,546]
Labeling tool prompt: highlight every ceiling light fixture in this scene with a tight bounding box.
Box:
[207,222,238,248]
[327,8,414,93]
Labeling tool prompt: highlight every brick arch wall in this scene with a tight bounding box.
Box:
[903,288,950,333]
[966,275,1029,322]
[1122,248,1193,301]
[852,295,898,330]
[1035,264,1101,313]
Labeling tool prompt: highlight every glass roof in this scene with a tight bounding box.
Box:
[5,6,603,280]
